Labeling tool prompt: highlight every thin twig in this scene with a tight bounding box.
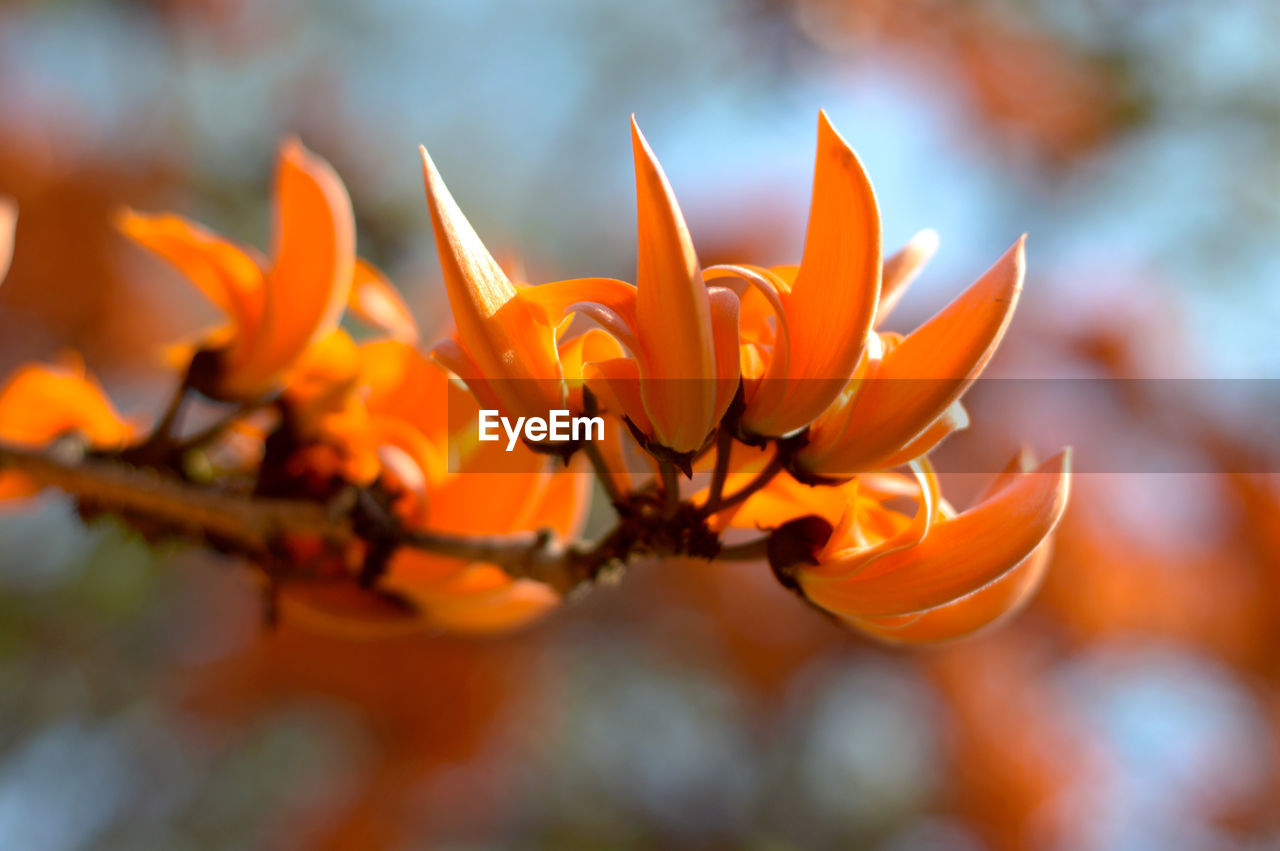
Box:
[703,447,784,517]
[0,440,604,595]
[659,459,680,518]
[0,441,350,552]
[583,439,624,506]
[704,426,734,514]
[177,399,272,453]
[146,373,190,447]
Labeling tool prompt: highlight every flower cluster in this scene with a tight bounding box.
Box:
[0,113,1069,642]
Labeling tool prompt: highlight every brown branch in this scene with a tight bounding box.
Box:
[0,440,618,595]
[0,440,352,553]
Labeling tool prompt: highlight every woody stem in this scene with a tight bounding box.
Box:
[0,440,609,596]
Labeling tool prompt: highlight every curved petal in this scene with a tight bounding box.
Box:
[797,237,1026,477]
[420,145,564,420]
[116,209,265,338]
[875,229,939,327]
[348,258,419,342]
[223,140,357,398]
[705,264,789,410]
[584,357,653,439]
[867,400,969,470]
[708,286,742,427]
[517,277,640,357]
[631,117,717,451]
[360,339,451,444]
[0,362,135,449]
[799,449,1070,618]
[850,541,1053,644]
[742,111,882,437]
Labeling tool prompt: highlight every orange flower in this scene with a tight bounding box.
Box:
[707,111,882,440]
[279,339,590,635]
[741,449,1070,643]
[792,236,1026,479]
[579,118,740,456]
[119,138,356,401]
[0,358,137,500]
[0,203,137,500]
[420,146,569,423]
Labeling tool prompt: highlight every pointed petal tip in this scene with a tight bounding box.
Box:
[816,108,836,135]
[1049,446,1072,476]
[913,228,941,255]
[277,135,310,168]
[418,145,442,190]
[419,144,455,216]
[630,116,656,164]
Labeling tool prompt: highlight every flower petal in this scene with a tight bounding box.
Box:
[348,258,419,342]
[876,229,939,327]
[224,140,357,397]
[584,357,654,439]
[116,209,265,338]
[869,400,969,470]
[797,237,1025,476]
[851,547,1051,643]
[742,111,882,437]
[0,362,135,449]
[799,449,1070,618]
[420,145,564,420]
[631,117,717,451]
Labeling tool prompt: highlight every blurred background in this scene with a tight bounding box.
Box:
[2,0,1280,847]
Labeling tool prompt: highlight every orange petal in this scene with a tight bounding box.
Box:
[359,340,451,442]
[0,196,16,283]
[631,117,718,451]
[704,264,785,414]
[584,357,654,441]
[846,449,1053,643]
[284,329,361,412]
[0,362,135,449]
[797,237,1025,476]
[708,286,742,428]
[799,450,1070,618]
[116,209,266,339]
[742,111,882,437]
[223,140,357,398]
[517,277,641,357]
[851,538,1053,644]
[420,145,564,420]
[523,455,592,539]
[348,258,419,342]
[869,400,969,470]
[875,229,939,327]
